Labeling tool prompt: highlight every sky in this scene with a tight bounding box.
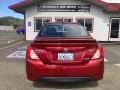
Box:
[0,0,24,19]
[0,0,120,19]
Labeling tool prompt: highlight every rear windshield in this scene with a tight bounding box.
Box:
[38,24,89,37]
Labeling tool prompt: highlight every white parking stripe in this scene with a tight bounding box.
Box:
[0,41,24,50]
[17,46,27,50]
[7,51,26,59]
[7,40,15,44]
[104,58,108,62]
[114,64,120,67]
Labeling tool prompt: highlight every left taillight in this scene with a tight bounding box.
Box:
[26,46,39,60]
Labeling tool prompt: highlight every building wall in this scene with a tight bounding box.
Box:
[25,0,120,41]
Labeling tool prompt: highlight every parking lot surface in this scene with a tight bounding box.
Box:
[0,31,24,47]
[0,31,120,90]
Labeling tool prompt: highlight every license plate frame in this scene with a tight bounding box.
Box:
[58,53,74,61]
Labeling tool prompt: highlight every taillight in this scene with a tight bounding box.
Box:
[26,46,39,60]
[30,49,39,60]
[92,47,103,60]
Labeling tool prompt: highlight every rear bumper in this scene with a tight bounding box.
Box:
[26,59,104,81]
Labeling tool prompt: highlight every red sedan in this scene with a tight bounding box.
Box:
[26,23,104,81]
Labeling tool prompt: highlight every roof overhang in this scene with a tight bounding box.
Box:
[9,0,35,14]
[9,0,120,14]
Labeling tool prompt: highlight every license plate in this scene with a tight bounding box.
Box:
[58,53,74,61]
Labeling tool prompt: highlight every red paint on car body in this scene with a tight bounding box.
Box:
[26,23,104,81]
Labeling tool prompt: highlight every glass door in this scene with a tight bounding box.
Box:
[110,18,120,41]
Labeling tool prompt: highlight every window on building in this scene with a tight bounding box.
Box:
[35,18,51,31]
[55,18,73,23]
[76,18,84,26]
[77,18,93,32]
[64,19,72,23]
[110,19,120,38]
[55,19,63,23]
[85,19,93,31]
[36,19,42,30]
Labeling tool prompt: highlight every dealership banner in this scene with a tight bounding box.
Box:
[37,5,90,12]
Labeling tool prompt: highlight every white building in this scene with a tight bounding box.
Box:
[9,0,120,41]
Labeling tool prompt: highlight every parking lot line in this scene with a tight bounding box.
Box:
[0,41,24,50]
[7,51,26,59]
[114,64,120,67]
[104,58,108,62]
[7,40,15,44]
[17,46,27,50]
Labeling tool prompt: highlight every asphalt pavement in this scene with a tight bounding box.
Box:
[0,31,120,90]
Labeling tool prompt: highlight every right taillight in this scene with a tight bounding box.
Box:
[92,47,104,60]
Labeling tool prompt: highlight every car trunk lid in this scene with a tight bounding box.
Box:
[31,38,98,65]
